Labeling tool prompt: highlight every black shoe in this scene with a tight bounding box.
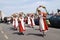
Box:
[21,33,24,35]
[32,27,34,28]
[14,28,17,30]
[18,32,24,35]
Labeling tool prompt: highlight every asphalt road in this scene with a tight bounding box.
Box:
[0,23,60,40]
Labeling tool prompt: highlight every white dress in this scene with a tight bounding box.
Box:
[20,17,25,30]
[13,17,18,28]
[39,14,45,31]
[28,17,31,25]
[31,17,35,26]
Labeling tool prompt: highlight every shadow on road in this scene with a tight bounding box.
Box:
[25,24,34,28]
[9,27,17,31]
[49,26,60,29]
[13,32,24,35]
[48,25,60,29]
[27,33,43,37]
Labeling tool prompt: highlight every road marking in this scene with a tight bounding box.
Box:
[1,30,9,39]
[4,34,8,39]
[1,31,4,34]
[0,26,8,40]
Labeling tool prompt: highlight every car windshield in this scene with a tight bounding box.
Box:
[56,16,60,19]
[46,15,53,18]
[53,15,60,19]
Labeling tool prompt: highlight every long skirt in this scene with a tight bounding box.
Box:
[39,17,48,32]
[18,21,25,33]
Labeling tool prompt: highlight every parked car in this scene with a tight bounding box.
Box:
[34,18,39,25]
[4,17,7,23]
[0,17,4,23]
[49,15,60,27]
[4,17,12,24]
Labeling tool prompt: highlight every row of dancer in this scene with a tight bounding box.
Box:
[12,13,35,35]
[12,5,48,36]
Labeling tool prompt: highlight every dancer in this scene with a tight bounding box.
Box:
[30,14,35,28]
[18,13,25,35]
[27,14,31,27]
[12,14,18,30]
[37,5,48,36]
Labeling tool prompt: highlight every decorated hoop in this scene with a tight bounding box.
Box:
[12,13,17,17]
[37,5,48,14]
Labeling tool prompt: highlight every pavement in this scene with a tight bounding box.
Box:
[0,23,60,40]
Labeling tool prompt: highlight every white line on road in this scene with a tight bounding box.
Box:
[1,30,9,40]
[0,26,8,40]
[1,31,4,34]
[4,34,8,39]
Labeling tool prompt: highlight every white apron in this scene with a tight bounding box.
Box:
[39,14,45,31]
[31,17,35,26]
[19,17,25,30]
[13,17,18,28]
[28,17,31,25]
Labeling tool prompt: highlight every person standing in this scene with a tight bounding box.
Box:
[18,13,25,35]
[37,6,48,36]
[27,14,31,27]
[12,14,18,30]
[30,14,35,28]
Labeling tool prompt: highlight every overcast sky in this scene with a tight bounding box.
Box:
[0,0,60,16]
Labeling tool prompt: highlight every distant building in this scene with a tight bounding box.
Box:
[0,11,2,18]
[0,11,5,21]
